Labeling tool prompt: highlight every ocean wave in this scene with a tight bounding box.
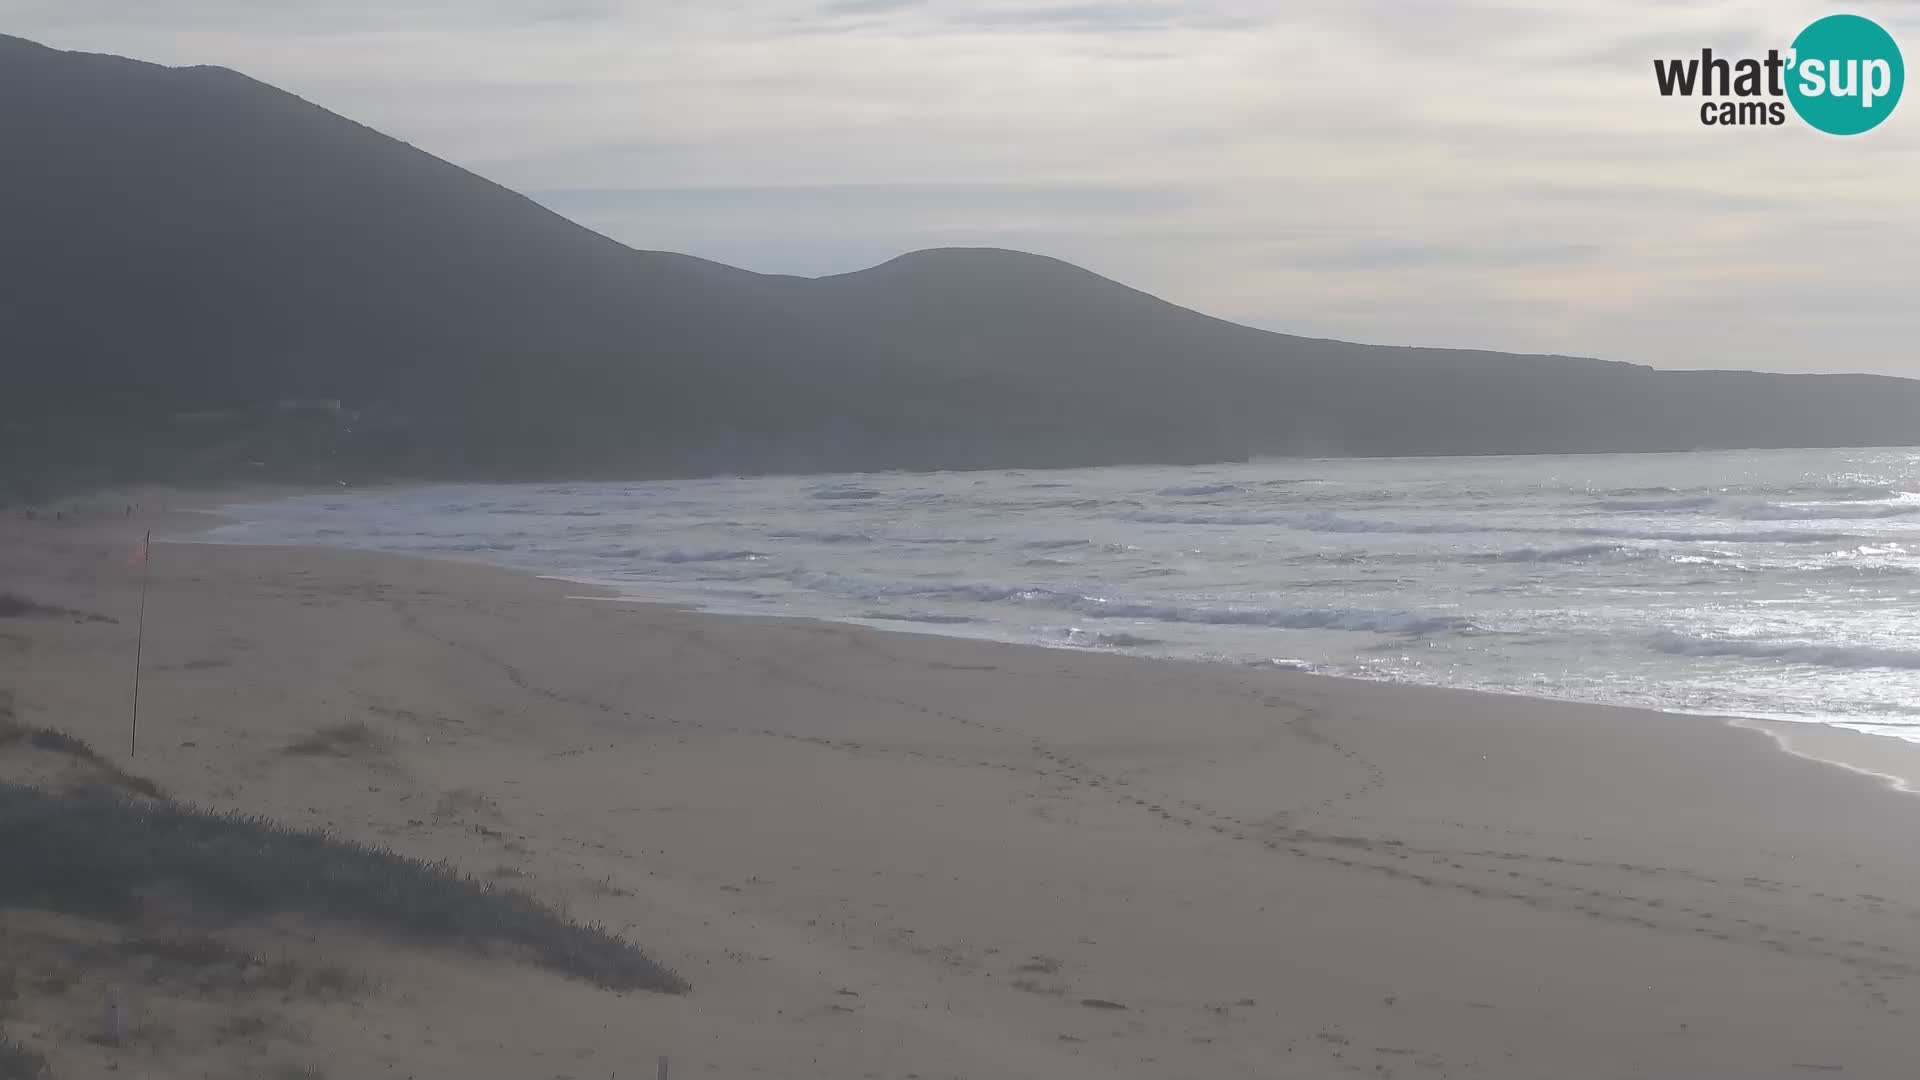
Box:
[1058,596,1468,635]
[1563,526,1859,544]
[1021,538,1091,550]
[1649,632,1920,670]
[1060,628,1165,648]
[811,487,884,501]
[584,544,648,559]
[765,529,873,544]
[1123,510,1286,526]
[1731,502,1920,521]
[1288,576,1393,589]
[1292,512,1491,535]
[1124,510,1481,534]
[1830,543,1911,559]
[656,548,766,563]
[1291,551,1367,565]
[1591,495,1718,512]
[1779,483,1908,502]
[1666,552,1754,571]
[871,580,1052,607]
[1155,482,1244,497]
[852,579,1466,636]
[488,505,611,517]
[862,612,980,625]
[1021,497,1116,510]
[1246,657,1316,671]
[1471,542,1634,563]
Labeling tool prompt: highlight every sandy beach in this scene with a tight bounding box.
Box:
[5,491,1920,1079]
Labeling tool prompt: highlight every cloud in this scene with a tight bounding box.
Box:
[9,0,1920,375]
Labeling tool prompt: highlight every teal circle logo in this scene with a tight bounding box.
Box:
[1787,14,1904,135]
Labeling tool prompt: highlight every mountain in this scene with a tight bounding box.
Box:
[3,33,1918,491]
[0,33,903,482]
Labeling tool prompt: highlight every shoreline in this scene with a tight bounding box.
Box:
[180,484,1920,792]
[1733,716,1920,795]
[9,490,1920,1076]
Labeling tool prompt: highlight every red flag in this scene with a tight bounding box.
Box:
[125,534,149,570]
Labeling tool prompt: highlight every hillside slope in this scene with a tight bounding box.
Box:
[3,33,1917,487]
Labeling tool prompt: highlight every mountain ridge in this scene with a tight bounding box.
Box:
[3,33,1917,491]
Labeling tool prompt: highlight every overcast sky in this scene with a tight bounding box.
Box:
[9,1,1918,375]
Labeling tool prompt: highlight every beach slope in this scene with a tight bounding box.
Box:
[3,498,1918,1078]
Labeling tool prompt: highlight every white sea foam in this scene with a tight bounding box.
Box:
[1059,628,1166,648]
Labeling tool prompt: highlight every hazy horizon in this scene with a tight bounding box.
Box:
[8,0,1919,378]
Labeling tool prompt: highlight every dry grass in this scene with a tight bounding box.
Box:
[215,1010,277,1040]
[0,781,683,993]
[0,913,375,1076]
[0,593,113,624]
[283,721,382,758]
[97,936,364,999]
[431,788,500,822]
[0,594,64,619]
[582,876,635,899]
[2,719,681,993]
[0,718,164,801]
[0,715,681,1080]
[0,1035,48,1080]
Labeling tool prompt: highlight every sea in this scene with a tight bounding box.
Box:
[203,447,1920,742]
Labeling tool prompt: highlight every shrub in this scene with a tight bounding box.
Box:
[0,783,683,993]
[0,1035,47,1080]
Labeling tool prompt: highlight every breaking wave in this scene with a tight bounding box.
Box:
[1047,595,1468,635]
[1060,628,1166,648]
[1650,632,1920,671]
[1731,502,1920,521]
[1563,526,1859,544]
[1472,543,1635,563]
[1124,510,1483,533]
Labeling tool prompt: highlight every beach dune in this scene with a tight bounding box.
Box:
[4,498,1919,1078]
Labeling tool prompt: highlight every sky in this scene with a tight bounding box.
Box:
[8,0,1919,375]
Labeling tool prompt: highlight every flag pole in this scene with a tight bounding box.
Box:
[130,530,150,757]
